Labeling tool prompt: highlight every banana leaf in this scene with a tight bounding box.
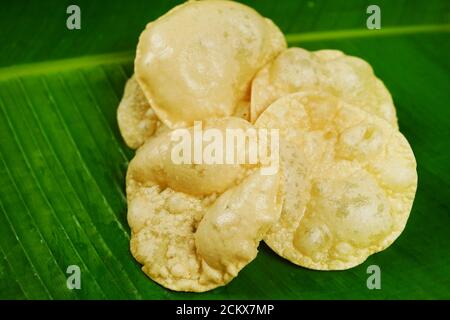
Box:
[0,0,449,299]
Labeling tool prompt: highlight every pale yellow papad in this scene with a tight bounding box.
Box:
[251,48,398,128]
[256,91,416,270]
[135,0,286,128]
[127,117,283,291]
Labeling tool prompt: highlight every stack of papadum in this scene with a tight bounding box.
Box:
[117,0,417,292]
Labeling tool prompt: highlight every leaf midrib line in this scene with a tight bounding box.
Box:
[0,23,448,81]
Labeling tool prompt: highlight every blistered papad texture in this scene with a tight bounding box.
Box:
[256,92,417,270]
[117,75,251,149]
[127,117,283,291]
[251,48,398,127]
[135,0,286,128]
[117,75,160,149]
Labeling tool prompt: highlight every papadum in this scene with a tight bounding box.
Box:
[255,91,416,270]
[127,117,283,291]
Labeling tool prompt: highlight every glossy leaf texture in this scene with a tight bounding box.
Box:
[0,0,449,299]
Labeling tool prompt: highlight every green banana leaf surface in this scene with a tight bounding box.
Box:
[0,0,449,299]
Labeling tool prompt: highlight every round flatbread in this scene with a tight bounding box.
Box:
[255,91,417,270]
[135,0,286,128]
[127,117,283,291]
[251,48,398,127]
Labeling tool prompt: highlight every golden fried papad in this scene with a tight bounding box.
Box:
[117,75,161,149]
[255,92,417,270]
[117,75,251,149]
[251,48,398,127]
[126,117,283,291]
[135,0,286,128]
